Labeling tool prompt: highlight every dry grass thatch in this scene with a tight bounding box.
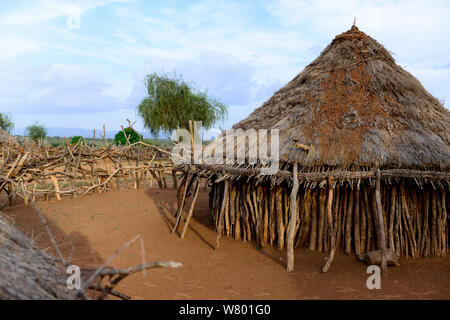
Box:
[204,26,450,171]
[0,213,70,300]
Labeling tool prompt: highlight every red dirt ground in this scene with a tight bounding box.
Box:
[2,186,449,300]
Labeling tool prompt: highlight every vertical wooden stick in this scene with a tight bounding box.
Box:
[359,189,366,253]
[50,175,61,201]
[276,187,285,250]
[189,120,194,164]
[322,176,335,273]
[353,186,361,255]
[345,188,353,254]
[309,191,318,251]
[215,180,229,249]
[180,179,200,239]
[375,170,388,276]
[286,163,299,272]
[172,174,191,234]
[318,188,326,252]
[32,181,37,202]
[388,185,396,251]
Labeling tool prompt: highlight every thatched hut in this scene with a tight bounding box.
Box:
[0,213,70,299]
[174,26,449,272]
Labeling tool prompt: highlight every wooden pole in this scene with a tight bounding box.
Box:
[375,169,388,276]
[322,176,335,273]
[318,188,326,252]
[180,178,200,239]
[354,186,361,255]
[189,120,194,164]
[286,163,299,272]
[276,187,285,250]
[388,185,396,251]
[50,175,61,201]
[172,174,192,234]
[215,180,229,249]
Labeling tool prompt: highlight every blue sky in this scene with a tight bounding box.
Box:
[1,0,449,138]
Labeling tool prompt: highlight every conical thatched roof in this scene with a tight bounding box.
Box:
[232,26,449,170]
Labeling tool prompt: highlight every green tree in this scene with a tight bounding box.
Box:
[0,113,14,133]
[114,127,142,146]
[137,73,227,137]
[26,122,47,144]
[70,136,85,145]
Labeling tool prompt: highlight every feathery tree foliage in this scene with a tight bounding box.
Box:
[26,123,47,144]
[0,113,14,133]
[137,73,227,137]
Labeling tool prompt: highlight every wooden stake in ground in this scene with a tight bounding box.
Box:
[50,175,61,201]
[215,179,229,249]
[180,178,200,239]
[286,163,299,272]
[189,120,195,164]
[375,169,388,276]
[172,174,192,234]
[322,176,335,273]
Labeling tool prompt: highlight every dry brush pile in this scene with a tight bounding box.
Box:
[0,140,177,206]
[0,134,183,299]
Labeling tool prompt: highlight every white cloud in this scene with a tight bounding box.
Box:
[0,64,123,114]
[266,0,450,64]
[0,35,41,60]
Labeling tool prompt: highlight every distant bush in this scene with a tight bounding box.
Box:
[70,136,85,145]
[0,113,14,133]
[114,127,142,146]
[26,123,47,144]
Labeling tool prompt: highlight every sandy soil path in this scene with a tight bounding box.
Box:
[3,187,449,299]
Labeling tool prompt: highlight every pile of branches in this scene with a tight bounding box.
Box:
[0,209,182,300]
[0,140,178,206]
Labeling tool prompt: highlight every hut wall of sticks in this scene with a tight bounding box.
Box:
[173,26,450,272]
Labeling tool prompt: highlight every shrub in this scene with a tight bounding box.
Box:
[70,136,85,145]
[114,127,142,146]
[26,123,47,144]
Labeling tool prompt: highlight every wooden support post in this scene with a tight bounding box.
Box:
[180,179,200,239]
[286,163,299,272]
[172,174,191,234]
[189,120,195,164]
[215,180,229,249]
[22,184,29,205]
[50,175,61,201]
[32,182,37,202]
[322,176,336,273]
[354,186,361,255]
[104,157,116,191]
[375,169,388,276]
